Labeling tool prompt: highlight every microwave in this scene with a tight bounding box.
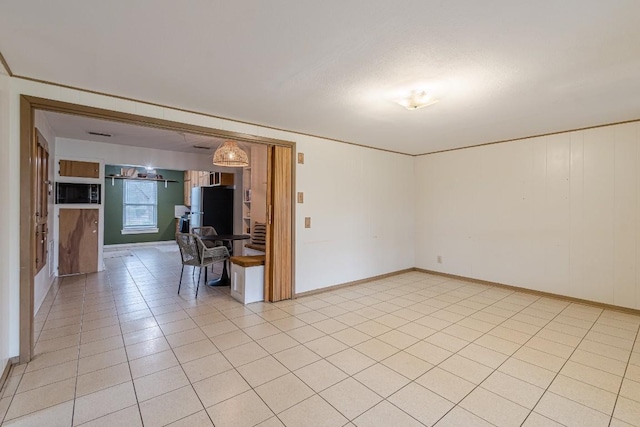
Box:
[56,182,101,204]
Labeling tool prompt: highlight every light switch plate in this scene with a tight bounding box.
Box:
[297,192,304,203]
[305,217,311,228]
[298,153,305,164]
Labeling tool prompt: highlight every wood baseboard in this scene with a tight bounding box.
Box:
[414,268,640,316]
[294,268,414,298]
[0,358,14,392]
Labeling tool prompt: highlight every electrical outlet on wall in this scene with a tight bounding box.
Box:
[437,255,442,264]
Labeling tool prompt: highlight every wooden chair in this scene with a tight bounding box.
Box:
[176,233,229,297]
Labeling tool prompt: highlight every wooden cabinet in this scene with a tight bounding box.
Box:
[59,160,100,178]
[58,208,99,275]
[183,170,235,206]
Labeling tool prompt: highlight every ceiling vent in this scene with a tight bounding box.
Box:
[88,131,112,137]
[193,145,211,150]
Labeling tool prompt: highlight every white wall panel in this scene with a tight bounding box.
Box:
[613,123,637,307]
[582,127,615,303]
[0,71,12,369]
[416,122,640,309]
[295,136,415,293]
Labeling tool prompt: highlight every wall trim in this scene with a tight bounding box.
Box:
[104,240,177,250]
[12,75,409,157]
[416,117,640,157]
[0,49,12,76]
[294,268,414,298]
[414,268,640,316]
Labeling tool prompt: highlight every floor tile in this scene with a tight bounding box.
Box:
[388,382,454,426]
[222,341,268,367]
[125,336,170,360]
[294,359,348,392]
[352,401,423,427]
[75,362,132,397]
[73,381,137,425]
[182,352,235,384]
[173,339,219,364]
[4,378,75,422]
[438,354,493,385]
[166,410,214,427]
[279,395,348,427]
[434,406,493,427]
[74,404,142,427]
[353,363,410,398]
[460,387,530,427]
[2,401,74,427]
[273,345,321,371]
[210,330,253,351]
[320,378,382,420]
[534,391,611,427]
[326,348,375,375]
[254,373,314,414]
[78,348,127,376]
[133,365,190,402]
[193,369,251,408]
[257,333,301,354]
[613,396,640,426]
[285,325,326,343]
[129,349,179,378]
[236,356,289,387]
[458,343,508,369]
[416,366,475,403]
[206,389,273,427]
[521,412,565,426]
[382,351,434,380]
[548,374,617,415]
[481,370,544,409]
[16,360,77,393]
[139,385,204,427]
[305,336,348,358]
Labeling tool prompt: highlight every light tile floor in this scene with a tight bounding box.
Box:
[1,245,640,426]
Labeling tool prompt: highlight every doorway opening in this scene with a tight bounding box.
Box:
[19,95,295,363]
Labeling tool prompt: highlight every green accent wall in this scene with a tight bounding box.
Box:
[104,165,184,245]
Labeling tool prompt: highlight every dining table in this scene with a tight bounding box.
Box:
[200,234,251,286]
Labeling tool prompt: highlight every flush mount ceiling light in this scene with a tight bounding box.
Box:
[393,90,439,110]
[213,140,249,167]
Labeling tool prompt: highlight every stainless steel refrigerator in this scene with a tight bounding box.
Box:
[190,186,234,235]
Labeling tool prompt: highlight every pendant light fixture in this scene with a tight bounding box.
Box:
[212,140,249,167]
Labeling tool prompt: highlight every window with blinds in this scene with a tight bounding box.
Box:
[123,180,158,232]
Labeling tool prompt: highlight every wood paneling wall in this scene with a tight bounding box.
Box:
[415,121,640,309]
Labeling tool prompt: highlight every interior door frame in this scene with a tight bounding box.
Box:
[19,95,296,363]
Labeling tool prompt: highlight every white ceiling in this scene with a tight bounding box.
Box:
[43,111,237,154]
[2,1,640,155]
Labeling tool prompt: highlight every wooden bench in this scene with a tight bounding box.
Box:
[230,255,265,304]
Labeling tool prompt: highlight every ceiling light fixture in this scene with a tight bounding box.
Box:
[393,90,439,110]
[213,141,249,167]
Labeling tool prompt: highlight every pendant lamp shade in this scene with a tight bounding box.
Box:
[213,141,249,167]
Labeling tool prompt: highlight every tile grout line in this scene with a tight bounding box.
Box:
[106,258,147,427]
[606,322,640,427]
[522,309,608,425]
[0,274,68,425]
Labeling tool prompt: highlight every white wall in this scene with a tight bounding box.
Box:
[33,111,57,314]
[0,70,13,369]
[2,77,417,359]
[295,137,415,293]
[415,122,640,309]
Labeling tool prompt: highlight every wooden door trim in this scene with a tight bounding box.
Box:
[19,95,296,363]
